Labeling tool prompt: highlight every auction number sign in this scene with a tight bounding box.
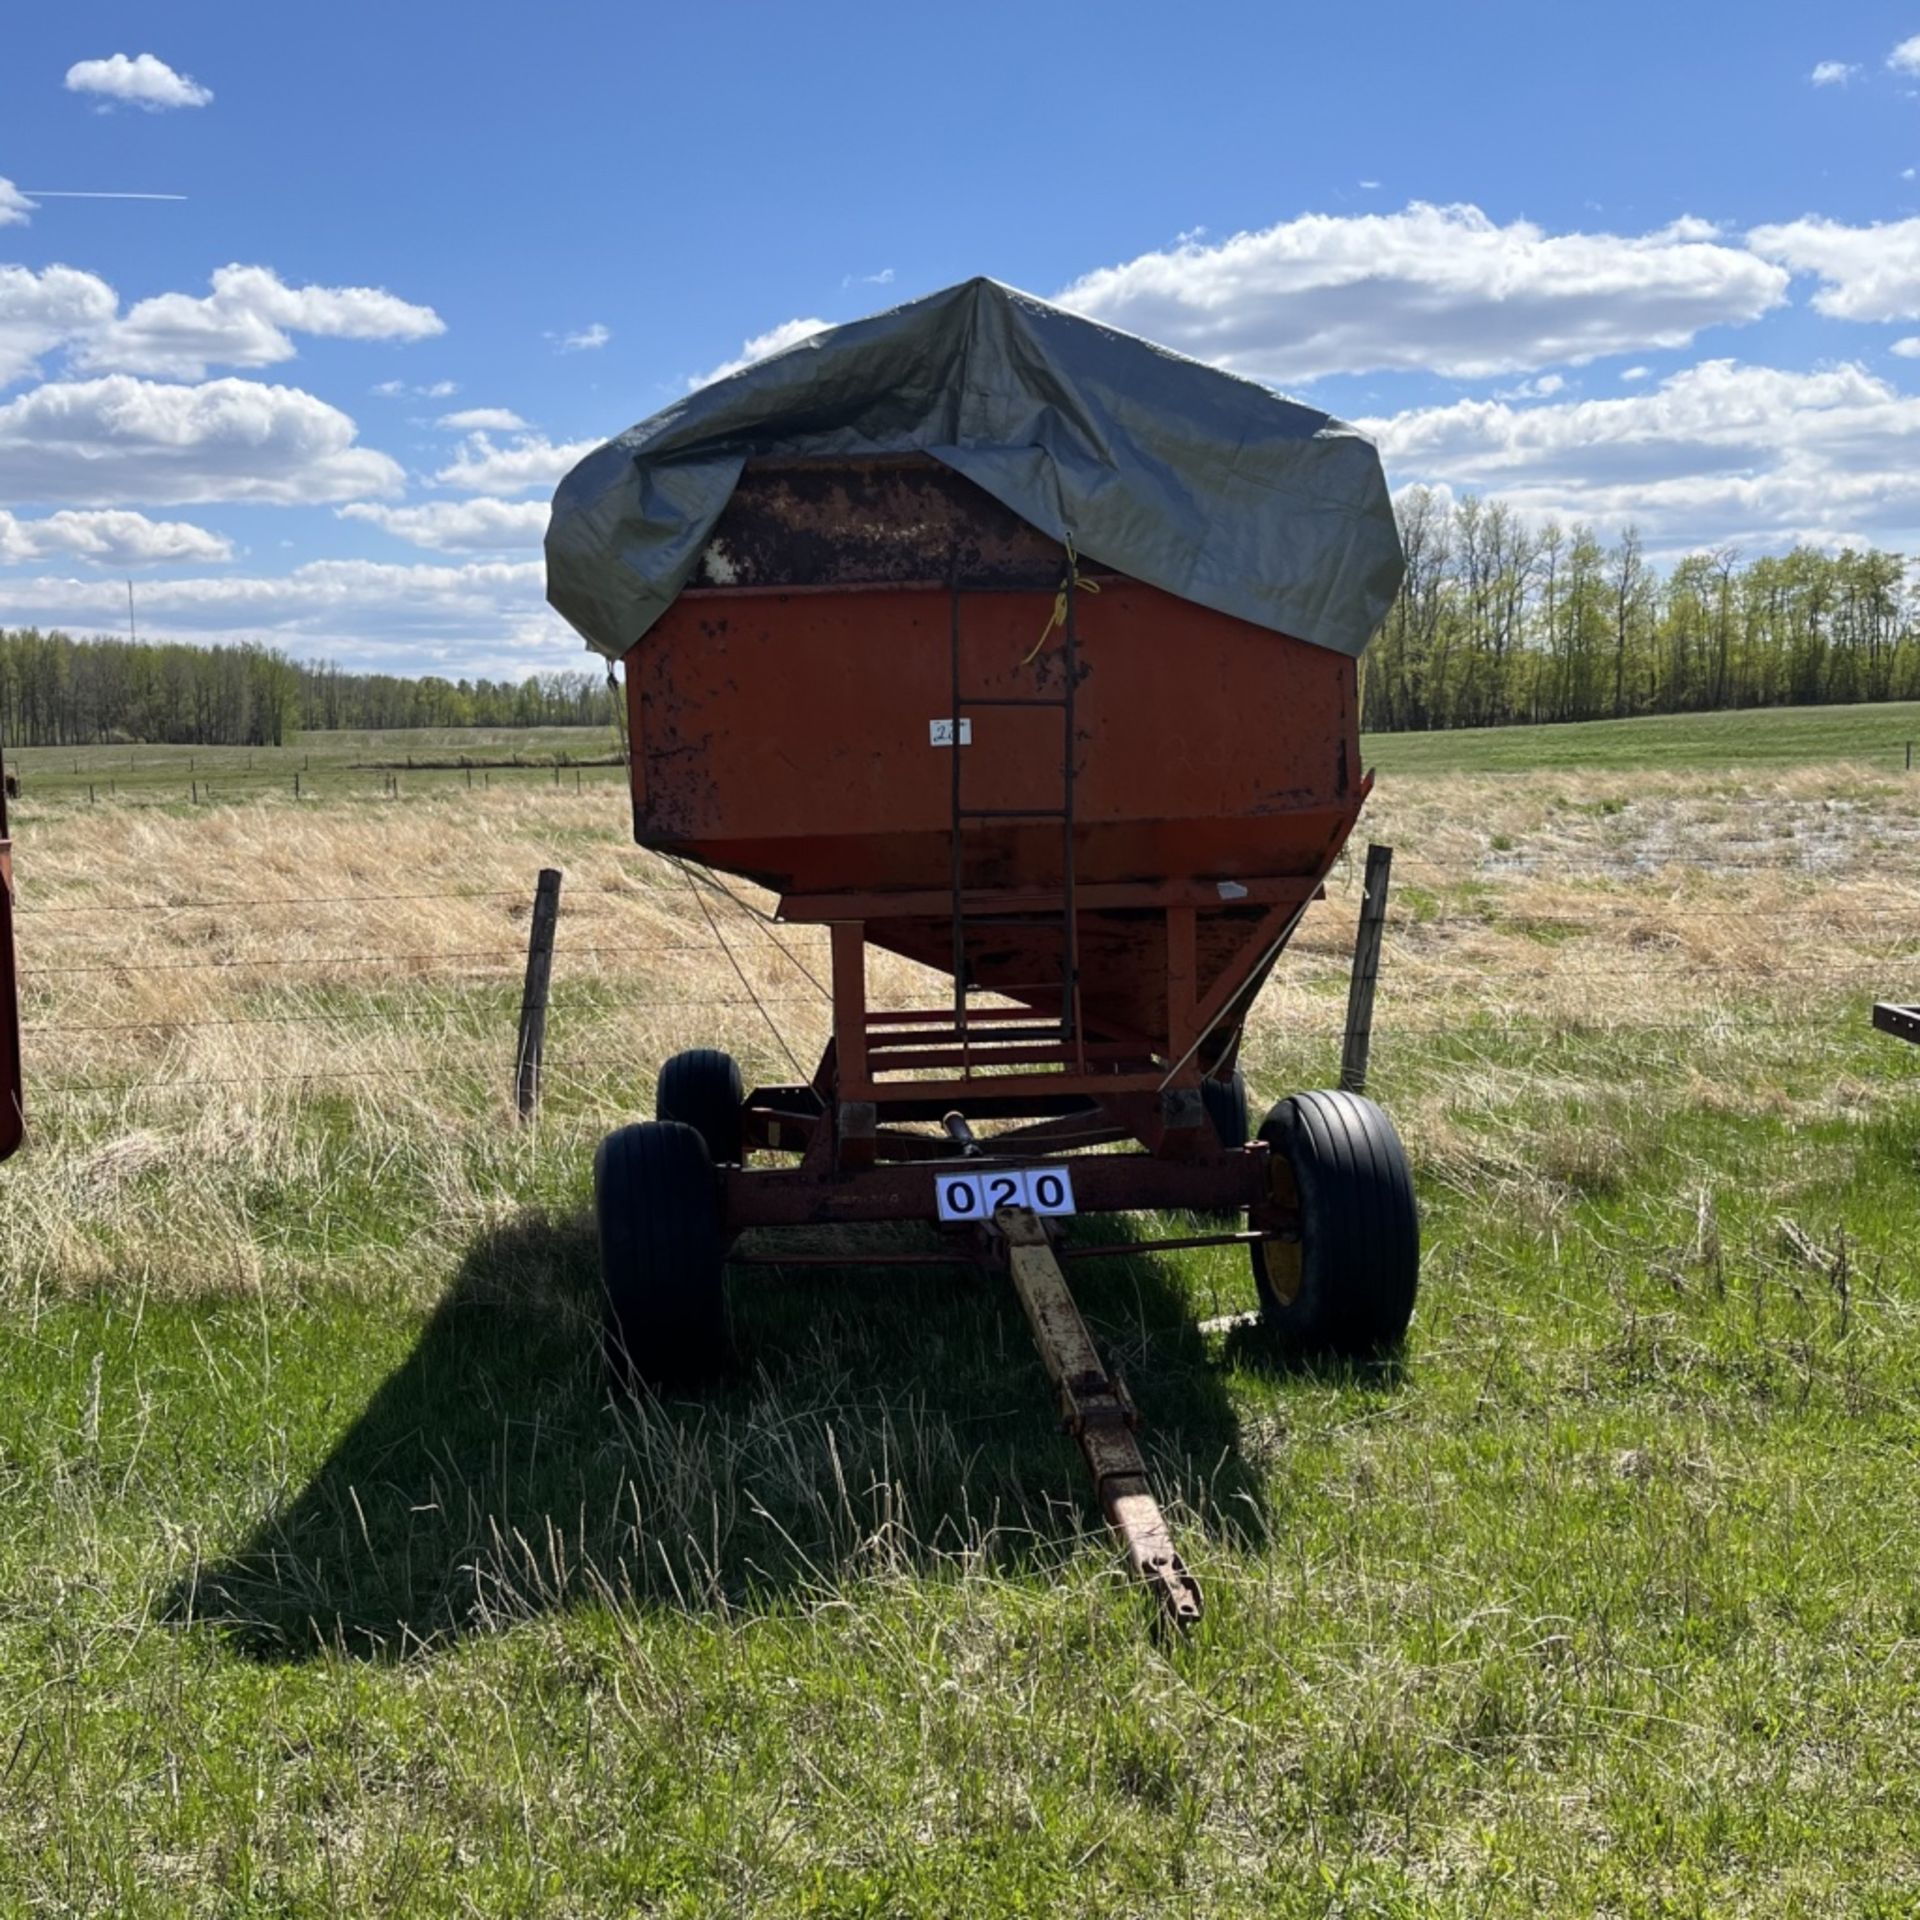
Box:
[933,1165,1077,1222]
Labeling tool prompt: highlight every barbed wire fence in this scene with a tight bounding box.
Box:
[8,845,1917,1108]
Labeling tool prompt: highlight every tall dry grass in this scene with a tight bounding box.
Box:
[4,762,1916,1302]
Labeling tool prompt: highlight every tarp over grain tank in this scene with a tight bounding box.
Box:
[546,277,1404,663]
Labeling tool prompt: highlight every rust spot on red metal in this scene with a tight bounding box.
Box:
[690,457,1065,594]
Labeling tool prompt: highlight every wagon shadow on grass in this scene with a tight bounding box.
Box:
[170,1208,1399,1662]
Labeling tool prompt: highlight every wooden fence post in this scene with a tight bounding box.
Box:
[1340,844,1393,1096]
[516,867,563,1120]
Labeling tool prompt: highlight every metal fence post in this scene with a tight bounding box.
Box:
[1340,843,1393,1095]
[515,867,563,1120]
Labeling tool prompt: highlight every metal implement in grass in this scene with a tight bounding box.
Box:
[555,282,1421,1627]
[0,736,20,1163]
[1873,1003,1920,1046]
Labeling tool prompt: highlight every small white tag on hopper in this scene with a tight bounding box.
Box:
[929,718,972,746]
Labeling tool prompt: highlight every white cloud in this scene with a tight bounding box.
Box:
[436,406,528,432]
[1366,357,1920,551]
[552,323,610,352]
[691,316,832,389]
[0,264,119,388]
[0,375,405,506]
[432,431,598,495]
[1891,34,1920,73]
[373,378,458,399]
[1055,202,1788,381]
[1892,337,1920,357]
[5,557,541,626]
[840,268,895,288]
[1495,373,1566,400]
[1810,60,1858,85]
[0,179,35,228]
[1620,365,1651,381]
[339,497,548,551]
[1748,215,1920,321]
[0,507,231,566]
[65,53,212,111]
[73,264,445,379]
[0,558,571,676]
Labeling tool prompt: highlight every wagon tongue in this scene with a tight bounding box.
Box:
[997,1205,1204,1629]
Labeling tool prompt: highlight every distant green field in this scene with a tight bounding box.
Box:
[3,724,628,806]
[7,701,1916,813]
[1362,698,1920,776]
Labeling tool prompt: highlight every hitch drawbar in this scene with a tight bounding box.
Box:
[997,1206,1204,1628]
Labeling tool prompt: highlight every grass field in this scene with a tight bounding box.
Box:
[3,704,1919,1914]
[1361,696,1920,777]
[3,723,629,806]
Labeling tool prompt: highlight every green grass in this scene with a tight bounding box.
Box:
[6,1009,1918,1914]
[6,720,1920,1912]
[4,723,626,806]
[1362,697,1920,776]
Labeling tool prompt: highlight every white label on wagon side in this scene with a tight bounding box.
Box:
[934,1166,1077,1221]
[928,717,972,746]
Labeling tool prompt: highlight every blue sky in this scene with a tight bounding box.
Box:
[6,0,1920,677]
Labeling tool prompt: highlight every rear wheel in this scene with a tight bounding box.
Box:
[1251,1089,1418,1356]
[594,1120,728,1387]
[656,1047,745,1164]
[1201,1066,1249,1149]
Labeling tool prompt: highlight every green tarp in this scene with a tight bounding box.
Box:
[546,276,1403,661]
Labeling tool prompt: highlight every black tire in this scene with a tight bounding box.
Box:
[1251,1089,1418,1356]
[655,1048,745,1164]
[1201,1066,1249,1149]
[594,1120,728,1387]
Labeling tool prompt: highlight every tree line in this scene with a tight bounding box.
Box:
[0,629,616,748]
[6,500,1920,749]
[1364,491,1919,731]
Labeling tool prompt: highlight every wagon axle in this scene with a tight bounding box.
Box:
[595,1048,1415,1630]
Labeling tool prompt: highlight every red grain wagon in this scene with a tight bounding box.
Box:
[548,280,1417,1621]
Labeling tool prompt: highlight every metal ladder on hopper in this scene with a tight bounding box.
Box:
[946,567,1084,1071]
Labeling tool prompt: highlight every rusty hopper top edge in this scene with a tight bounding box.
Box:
[545,276,1405,665]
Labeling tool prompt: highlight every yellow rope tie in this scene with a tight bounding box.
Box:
[1020,536,1101,665]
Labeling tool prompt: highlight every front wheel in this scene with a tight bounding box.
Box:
[1251,1089,1418,1356]
[594,1120,728,1387]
